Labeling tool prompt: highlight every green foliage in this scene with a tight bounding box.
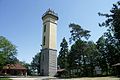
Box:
[68,40,86,76]
[98,1,120,43]
[57,1,120,77]
[0,36,17,69]
[58,37,69,69]
[85,41,100,76]
[31,52,41,75]
[68,23,93,77]
[69,23,90,43]
[20,61,32,76]
[66,21,114,77]
[97,1,120,75]
[96,36,108,74]
[67,40,100,77]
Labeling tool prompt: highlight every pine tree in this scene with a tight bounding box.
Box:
[58,37,68,69]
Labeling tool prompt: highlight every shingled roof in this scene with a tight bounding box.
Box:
[3,64,27,70]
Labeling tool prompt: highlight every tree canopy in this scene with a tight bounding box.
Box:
[98,1,120,65]
[58,37,69,69]
[0,36,17,69]
[31,52,41,75]
[69,23,90,43]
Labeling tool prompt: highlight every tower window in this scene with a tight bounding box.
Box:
[44,25,46,32]
[43,36,45,45]
[42,54,44,61]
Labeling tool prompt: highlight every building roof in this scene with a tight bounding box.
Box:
[57,69,67,72]
[42,8,58,20]
[112,63,120,66]
[3,63,27,70]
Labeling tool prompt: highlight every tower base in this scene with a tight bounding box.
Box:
[40,48,57,76]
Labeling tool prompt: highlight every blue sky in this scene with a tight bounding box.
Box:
[0,0,116,63]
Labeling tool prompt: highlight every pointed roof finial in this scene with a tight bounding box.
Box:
[48,8,51,11]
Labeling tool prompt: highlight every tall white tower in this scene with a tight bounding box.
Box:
[40,9,58,76]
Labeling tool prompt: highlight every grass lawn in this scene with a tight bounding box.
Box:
[0,78,12,80]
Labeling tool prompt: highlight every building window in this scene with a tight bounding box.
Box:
[42,54,44,61]
[43,36,45,45]
[44,25,46,32]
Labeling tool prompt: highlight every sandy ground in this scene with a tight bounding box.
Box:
[10,77,120,80]
[66,77,120,80]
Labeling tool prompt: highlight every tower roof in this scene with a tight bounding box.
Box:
[42,9,58,20]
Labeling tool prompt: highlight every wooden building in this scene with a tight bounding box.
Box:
[0,63,27,76]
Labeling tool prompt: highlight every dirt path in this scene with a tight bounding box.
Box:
[10,77,120,80]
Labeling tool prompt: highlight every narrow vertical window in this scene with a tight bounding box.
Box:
[43,36,45,45]
[43,54,44,61]
[44,25,46,32]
